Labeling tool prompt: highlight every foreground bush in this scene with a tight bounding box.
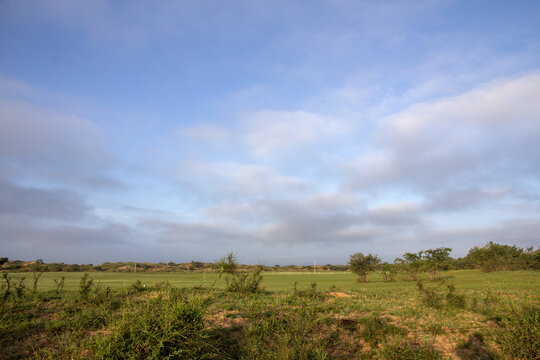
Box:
[92,291,224,359]
[494,301,539,359]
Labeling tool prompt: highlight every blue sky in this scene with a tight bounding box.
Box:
[1,0,539,265]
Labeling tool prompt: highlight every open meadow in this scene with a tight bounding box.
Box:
[3,269,540,293]
[1,269,538,359]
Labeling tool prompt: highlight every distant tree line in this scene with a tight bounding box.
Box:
[349,242,539,283]
[1,242,538,274]
[0,259,349,273]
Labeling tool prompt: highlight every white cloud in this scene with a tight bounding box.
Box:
[202,193,425,245]
[425,187,511,212]
[178,161,311,200]
[241,110,347,156]
[367,202,424,226]
[0,98,122,189]
[346,72,540,192]
[178,109,349,158]
[140,219,253,245]
[382,72,540,137]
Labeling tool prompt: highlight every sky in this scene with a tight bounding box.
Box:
[1,0,539,265]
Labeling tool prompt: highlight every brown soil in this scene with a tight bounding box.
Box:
[328,291,354,298]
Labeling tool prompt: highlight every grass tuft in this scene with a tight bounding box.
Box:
[378,341,443,359]
[358,315,406,345]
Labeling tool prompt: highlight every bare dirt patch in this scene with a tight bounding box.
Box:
[329,291,354,298]
[206,310,249,329]
[88,329,111,337]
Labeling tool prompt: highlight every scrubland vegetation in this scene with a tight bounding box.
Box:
[1,243,538,359]
[2,242,537,275]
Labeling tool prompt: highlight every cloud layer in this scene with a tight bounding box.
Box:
[1,1,540,264]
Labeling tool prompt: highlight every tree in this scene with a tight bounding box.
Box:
[523,246,540,270]
[349,252,381,282]
[382,263,397,282]
[395,252,424,280]
[465,242,529,271]
[394,248,453,280]
[423,247,452,277]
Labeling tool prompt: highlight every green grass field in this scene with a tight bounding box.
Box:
[7,269,540,294]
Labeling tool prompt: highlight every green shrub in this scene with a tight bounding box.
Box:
[213,253,264,293]
[382,263,396,282]
[494,301,539,359]
[92,282,112,304]
[417,279,466,309]
[446,284,466,309]
[54,276,65,294]
[32,271,43,294]
[1,273,11,299]
[416,279,445,308]
[292,282,323,300]
[14,277,27,299]
[79,273,94,298]
[130,279,146,293]
[225,266,263,293]
[214,253,238,277]
[93,293,224,359]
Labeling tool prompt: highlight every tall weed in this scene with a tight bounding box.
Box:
[1,273,11,299]
[14,277,27,299]
[54,276,65,294]
[32,271,43,294]
[79,273,94,298]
